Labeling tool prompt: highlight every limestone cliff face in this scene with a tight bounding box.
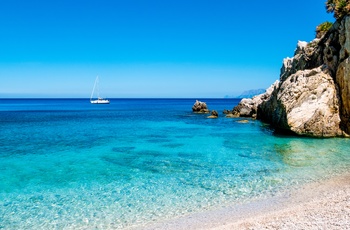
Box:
[234,16,350,137]
[258,66,342,137]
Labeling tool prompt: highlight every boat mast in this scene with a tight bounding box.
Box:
[90,76,99,101]
[97,76,100,99]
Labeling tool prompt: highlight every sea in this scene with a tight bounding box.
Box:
[0,98,349,229]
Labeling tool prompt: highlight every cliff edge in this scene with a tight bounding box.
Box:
[233,16,350,137]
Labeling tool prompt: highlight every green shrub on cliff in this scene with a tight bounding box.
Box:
[316,21,333,38]
[326,0,350,19]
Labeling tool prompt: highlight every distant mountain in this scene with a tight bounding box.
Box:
[223,95,236,98]
[237,89,266,98]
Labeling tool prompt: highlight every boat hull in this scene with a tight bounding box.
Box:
[90,99,110,104]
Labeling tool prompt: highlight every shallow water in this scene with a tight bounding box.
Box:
[0,98,349,229]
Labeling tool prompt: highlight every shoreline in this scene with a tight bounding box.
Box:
[137,173,350,229]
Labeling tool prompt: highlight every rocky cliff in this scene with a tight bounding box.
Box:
[233,16,350,137]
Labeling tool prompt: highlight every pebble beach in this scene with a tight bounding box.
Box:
[140,173,350,229]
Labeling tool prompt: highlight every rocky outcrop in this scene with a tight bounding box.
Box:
[233,16,350,137]
[192,100,209,113]
[258,66,343,137]
[208,110,218,119]
[232,98,256,117]
[231,81,279,118]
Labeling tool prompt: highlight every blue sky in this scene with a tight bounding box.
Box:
[0,0,334,98]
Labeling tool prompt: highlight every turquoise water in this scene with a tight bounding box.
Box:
[0,98,349,229]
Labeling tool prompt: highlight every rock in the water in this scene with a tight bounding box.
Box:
[231,81,279,118]
[232,98,255,117]
[208,110,218,118]
[192,100,209,113]
[225,113,237,118]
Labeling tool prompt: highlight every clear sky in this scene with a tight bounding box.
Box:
[0,0,334,98]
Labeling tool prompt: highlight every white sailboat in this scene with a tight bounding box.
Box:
[90,76,110,104]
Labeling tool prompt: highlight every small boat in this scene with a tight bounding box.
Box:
[90,76,110,104]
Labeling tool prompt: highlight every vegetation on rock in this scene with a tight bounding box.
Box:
[326,0,350,19]
[316,21,333,38]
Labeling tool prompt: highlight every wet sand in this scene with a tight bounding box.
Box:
[138,173,350,229]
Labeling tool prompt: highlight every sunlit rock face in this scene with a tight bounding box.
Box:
[233,16,350,137]
[258,66,343,137]
[192,100,210,113]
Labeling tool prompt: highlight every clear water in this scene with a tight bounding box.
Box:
[0,98,349,229]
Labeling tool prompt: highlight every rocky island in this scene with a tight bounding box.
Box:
[192,100,210,113]
[233,14,350,137]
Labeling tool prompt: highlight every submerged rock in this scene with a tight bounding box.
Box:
[225,113,238,118]
[237,119,249,123]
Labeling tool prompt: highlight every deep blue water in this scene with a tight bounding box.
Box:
[0,98,349,229]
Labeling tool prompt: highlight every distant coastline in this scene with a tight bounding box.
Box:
[224,88,265,99]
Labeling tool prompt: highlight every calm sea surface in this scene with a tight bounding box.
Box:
[0,98,349,229]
